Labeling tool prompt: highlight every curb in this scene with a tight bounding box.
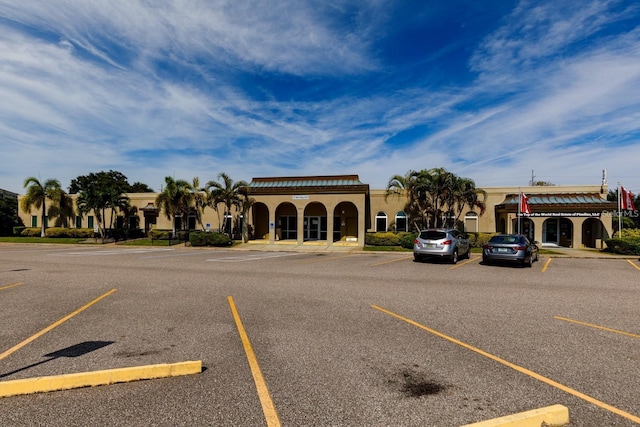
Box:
[0,360,202,398]
[460,404,569,427]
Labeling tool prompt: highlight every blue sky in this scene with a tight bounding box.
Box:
[1,0,639,195]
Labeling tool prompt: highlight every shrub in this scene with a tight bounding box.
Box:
[615,228,640,239]
[365,232,401,246]
[13,226,25,236]
[43,228,94,238]
[467,232,497,248]
[399,232,418,249]
[21,227,42,237]
[149,229,173,240]
[603,237,640,255]
[189,231,231,247]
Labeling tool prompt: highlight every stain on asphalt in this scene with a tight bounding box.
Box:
[384,364,448,398]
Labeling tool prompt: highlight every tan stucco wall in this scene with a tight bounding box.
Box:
[17,183,614,249]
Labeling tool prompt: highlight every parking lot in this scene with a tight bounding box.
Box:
[1,243,639,426]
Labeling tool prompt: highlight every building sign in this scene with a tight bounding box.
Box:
[292,195,309,200]
[523,212,602,218]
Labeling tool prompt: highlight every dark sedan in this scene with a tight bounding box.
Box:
[482,234,539,267]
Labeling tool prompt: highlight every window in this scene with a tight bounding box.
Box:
[395,211,407,232]
[375,212,387,232]
[464,212,478,233]
[87,216,94,229]
[31,216,37,228]
[279,215,297,240]
[75,216,82,228]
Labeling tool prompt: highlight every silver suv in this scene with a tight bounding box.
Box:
[413,229,470,264]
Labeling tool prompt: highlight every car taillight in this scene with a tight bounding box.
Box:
[515,246,526,251]
[443,240,452,245]
[414,239,419,244]
[483,245,492,250]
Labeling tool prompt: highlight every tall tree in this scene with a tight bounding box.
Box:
[0,195,22,236]
[189,177,207,231]
[205,173,249,239]
[155,176,193,237]
[21,177,61,237]
[73,170,131,238]
[48,189,75,228]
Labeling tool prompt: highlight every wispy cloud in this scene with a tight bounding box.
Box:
[0,0,638,196]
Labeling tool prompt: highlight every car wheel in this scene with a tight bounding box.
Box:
[451,250,458,264]
[526,255,533,267]
[413,253,422,262]
[535,252,539,262]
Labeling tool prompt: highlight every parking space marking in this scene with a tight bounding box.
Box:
[555,316,640,340]
[370,256,413,267]
[541,258,552,272]
[372,304,640,425]
[0,289,117,362]
[228,296,281,427]
[449,256,481,270]
[207,252,301,263]
[50,248,174,257]
[298,254,359,265]
[627,259,640,271]
[0,282,24,292]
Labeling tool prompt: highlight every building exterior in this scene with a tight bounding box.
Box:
[17,175,616,249]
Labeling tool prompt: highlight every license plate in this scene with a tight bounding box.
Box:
[497,248,509,253]
[427,243,437,248]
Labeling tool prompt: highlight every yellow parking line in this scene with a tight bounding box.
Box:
[0,289,117,362]
[555,316,640,339]
[371,256,413,267]
[541,258,552,272]
[228,296,281,427]
[0,282,24,291]
[372,304,640,424]
[449,256,480,270]
[627,260,640,271]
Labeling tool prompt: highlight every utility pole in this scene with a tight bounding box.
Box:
[530,170,535,186]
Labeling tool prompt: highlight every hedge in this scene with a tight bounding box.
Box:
[189,231,231,247]
[603,237,640,255]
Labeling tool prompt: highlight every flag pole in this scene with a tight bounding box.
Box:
[617,182,622,237]
[518,187,521,234]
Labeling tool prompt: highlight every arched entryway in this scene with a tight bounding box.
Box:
[251,202,269,240]
[303,202,327,241]
[543,218,573,247]
[276,202,297,241]
[582,218,608,248]
[334,202,358,242]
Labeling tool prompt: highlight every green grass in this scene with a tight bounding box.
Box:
[364,245,412,252]
[117,239,184,246]
[0,236,90,244]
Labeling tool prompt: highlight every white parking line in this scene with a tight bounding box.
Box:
[206,252,302,262]
[50,248,175,257]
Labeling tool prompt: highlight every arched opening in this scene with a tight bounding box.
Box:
[375,211,387,232]
[582,218,608,248]
[542,218,573,247]
[511,217,535,241]
[334,202,359,242]
[251,202,269,240]
[276,202,297,240]
[303,202,327,241]
[395,211,408,232]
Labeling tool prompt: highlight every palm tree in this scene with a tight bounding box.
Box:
[155,176,193,237]
[205,173,249,239]
[20,177,61,237]
[48,188,75,228]
[189,177,208,231]
[238,185,255,243]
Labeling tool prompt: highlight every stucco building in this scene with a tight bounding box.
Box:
[17,174,616,249]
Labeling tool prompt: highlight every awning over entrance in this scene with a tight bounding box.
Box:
[496,192,616,212]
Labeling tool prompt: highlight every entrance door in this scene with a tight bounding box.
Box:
[543,219,559,245]
[304,216,321,240]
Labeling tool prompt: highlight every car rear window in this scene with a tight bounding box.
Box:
[420,230,447,240]
[489,235,519,244]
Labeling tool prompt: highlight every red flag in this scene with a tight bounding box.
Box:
[620,186,635,210]
[520,192,531,214]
